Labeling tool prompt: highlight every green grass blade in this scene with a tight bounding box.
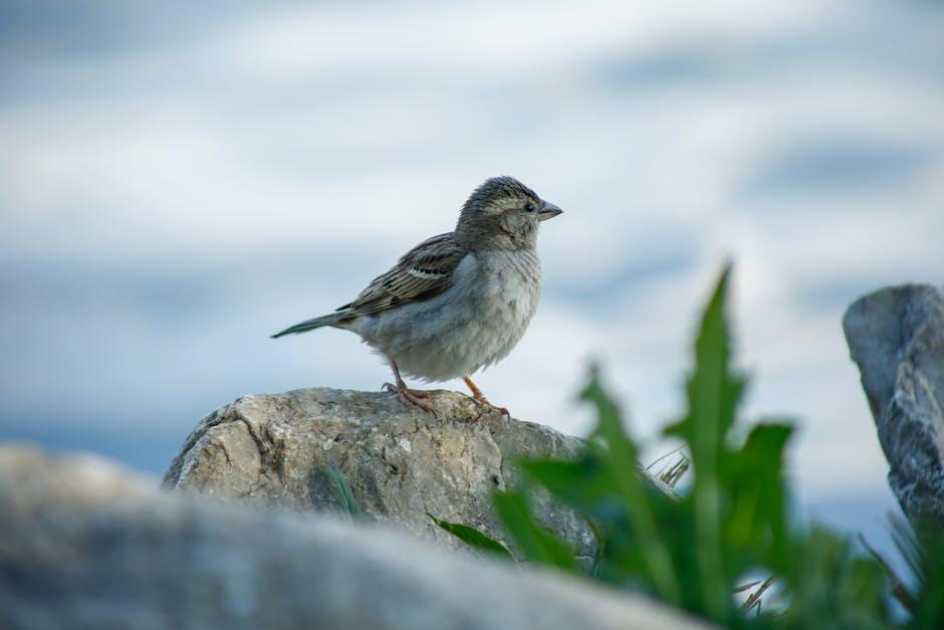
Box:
[888,513,924,587]
[429,514,512,559]
[326,465,363,519]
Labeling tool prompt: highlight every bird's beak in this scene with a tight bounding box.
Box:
[538,202,563,222]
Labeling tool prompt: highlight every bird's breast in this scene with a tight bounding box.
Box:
[474,249,541,312]
[467,249,542,359]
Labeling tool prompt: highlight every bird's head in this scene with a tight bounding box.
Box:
[456,176,563,250]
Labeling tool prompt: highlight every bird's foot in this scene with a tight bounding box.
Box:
[383,382,439,417]
[472,394,510,418]
[462,377,509,418]
[382,382,433,398]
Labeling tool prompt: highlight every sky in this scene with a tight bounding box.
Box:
[2,0,943,559]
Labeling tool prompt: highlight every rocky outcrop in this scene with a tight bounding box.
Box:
[843,284,944,528]
[163,387,595,559]
[0,446,707,630]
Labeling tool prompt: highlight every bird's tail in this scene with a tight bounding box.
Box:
[271,310,354,339]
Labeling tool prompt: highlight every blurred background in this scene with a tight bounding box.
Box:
[2,1,942,557]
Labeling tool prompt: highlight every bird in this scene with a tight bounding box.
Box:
[271,176,563,416]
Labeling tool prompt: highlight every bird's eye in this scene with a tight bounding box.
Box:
[524,202,536,213]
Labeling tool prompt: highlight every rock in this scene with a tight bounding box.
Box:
[843,284,944,527]
[164,387,596,560]
[0,445,708,630]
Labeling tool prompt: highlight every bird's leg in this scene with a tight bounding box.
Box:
[463,376,509,418]
[382,360,431,398]
[383,359,438,416]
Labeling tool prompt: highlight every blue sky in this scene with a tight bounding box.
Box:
[2,0,943,558]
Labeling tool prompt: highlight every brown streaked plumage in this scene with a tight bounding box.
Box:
[272,176,563,417]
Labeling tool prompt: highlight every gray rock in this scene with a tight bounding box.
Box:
[843,284,944,527]
[164,387,596,559]
[0,445,708,630]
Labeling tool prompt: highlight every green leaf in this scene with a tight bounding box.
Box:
[722,422,794,572]
[580,366,682,605]
[428,514,512,559]
[326,465,363,519]
[662,264,742,620]
[517,454,615,517]
[492,489,578,572]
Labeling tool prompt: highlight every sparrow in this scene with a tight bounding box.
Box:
[271,176,563,416]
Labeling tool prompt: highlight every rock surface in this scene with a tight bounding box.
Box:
[0,445,708,630]
[843,284,944,527]
[164,387,595,559]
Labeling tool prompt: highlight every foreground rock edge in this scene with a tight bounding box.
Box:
[0,445,709,630]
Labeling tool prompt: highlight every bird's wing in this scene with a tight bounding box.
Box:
[339,232,467,316]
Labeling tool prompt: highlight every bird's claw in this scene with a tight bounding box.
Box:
[400,389,440,417]
[471,395,510,419]
[461,377,509,419]
[384,383,439,417]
